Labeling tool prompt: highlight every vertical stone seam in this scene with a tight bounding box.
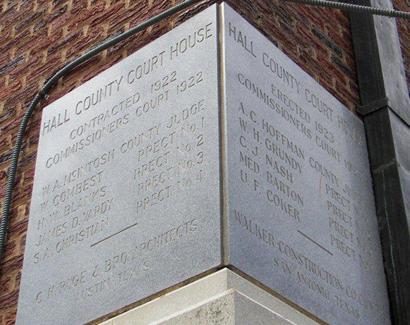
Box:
[217,3,229,266]
[0,1,363,323]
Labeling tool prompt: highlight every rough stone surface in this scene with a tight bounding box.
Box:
[16,6,221,325]
[101,268,315,325]
[157,291,235,325]
[223,5,390,325]
[156,291,295,325]
[0,0,401,324]
[15,4,391,324]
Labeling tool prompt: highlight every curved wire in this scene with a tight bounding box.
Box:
[285,0,410,19]
[1,0,410,271]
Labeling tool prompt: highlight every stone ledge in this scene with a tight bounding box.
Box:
[100,268,318,325]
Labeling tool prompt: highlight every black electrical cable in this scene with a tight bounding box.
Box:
[285,0,410,19]
[0,0,204,272]
[1,0,410,272]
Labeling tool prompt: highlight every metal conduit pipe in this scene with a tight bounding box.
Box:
[1,0,409,272]
[285,0,410,19]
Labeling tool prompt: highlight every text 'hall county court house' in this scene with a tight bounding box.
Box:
[0,1,409,325]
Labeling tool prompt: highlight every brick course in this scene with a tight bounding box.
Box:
[394,0,410,88]
[0,0,405,323]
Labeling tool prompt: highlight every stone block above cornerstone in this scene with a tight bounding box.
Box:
[16,3,390,325]
[100,269,318,325]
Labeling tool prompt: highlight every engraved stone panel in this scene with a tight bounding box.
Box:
[16,6,220,325]
[17,4,391,325]
[222,4,390,325]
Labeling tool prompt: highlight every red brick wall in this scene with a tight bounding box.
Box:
[0,0,366,323]
[394,0,410,87]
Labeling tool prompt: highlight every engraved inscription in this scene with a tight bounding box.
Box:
[17,5,389,325]
[223,4,390,325]
[17,7,220,325]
